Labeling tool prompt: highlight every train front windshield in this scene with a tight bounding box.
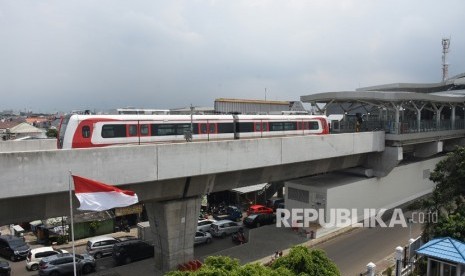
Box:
[57,114,72,149]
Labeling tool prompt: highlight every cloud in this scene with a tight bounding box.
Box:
[0,0,464,112]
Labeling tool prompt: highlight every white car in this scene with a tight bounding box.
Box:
[194,231,212,245]
[26,246,68,271]
[197,219,216,232]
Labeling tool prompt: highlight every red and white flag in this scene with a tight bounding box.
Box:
[72,175,139,211]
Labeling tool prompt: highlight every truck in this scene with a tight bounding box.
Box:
[213,206,243,222]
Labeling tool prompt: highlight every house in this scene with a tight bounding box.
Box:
[416,237,465,276]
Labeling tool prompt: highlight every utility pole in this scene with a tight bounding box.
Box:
[442,38,451,82]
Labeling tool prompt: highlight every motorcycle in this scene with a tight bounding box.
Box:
[115,223,131,233]
[232,231,247,245]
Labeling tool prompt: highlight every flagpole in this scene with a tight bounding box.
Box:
[68,171,77,276]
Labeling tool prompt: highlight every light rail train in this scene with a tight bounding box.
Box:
[57,114,329,149]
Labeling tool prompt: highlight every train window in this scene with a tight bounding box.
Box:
[102,124,127,138]
[309,121,319,130]
[200,124,207,134]
[129,125,138,136]
[238,122,254,132]
[297,122,302,130]
[270,122,283,131]
[254,123,261,132]
[209,124,216,134]
[176,124,191,135]
[284,122,296,131]
[217,123,233,133]
[140,124,149,136]
[82,126,91,138]
[153,124,176,136]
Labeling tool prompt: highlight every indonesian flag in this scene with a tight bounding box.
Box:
[72,175,139,211]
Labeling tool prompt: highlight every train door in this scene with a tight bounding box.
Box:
[208,122,217,141]
[254,121,267,138]
[139,123,150,143]
[199,122,217,141]
[297,121,305,135]
[128,124,139,144]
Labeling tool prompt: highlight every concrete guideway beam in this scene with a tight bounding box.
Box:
[145,196,202,272]
[0,132,385,200]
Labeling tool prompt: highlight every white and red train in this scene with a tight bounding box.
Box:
[57,114,329,149]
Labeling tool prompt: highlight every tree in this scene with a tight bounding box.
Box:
[164,247,339,276]
[421,147,465,241]
[272,246,340,276]
[46,128,58,138]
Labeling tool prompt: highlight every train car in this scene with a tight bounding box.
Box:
[57,114,329,149]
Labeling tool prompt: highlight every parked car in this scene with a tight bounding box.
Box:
[38,253,95,276]
[0,261,10,276]
[26,247,68,271]
[86,236,119,259]
[197,219,216,232]
[213,206,243,222]
[209,220,243,238]
[0,234,30,261]
[194,231,212,245]
[112,239,154,265]
[266,198,284,211]
[243,213,276,228]
[246,204,273,216]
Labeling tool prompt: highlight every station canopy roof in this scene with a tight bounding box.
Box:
[301,91,465,105]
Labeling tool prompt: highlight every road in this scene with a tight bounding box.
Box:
[317,223,423,275]
[3,229,247,276]
[4,222,423,276]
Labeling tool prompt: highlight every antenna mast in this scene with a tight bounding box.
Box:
[442,38,450,82]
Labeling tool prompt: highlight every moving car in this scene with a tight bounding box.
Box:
[112,239,154,265]
[26,247,68,271]
[194,231,212,245]
[0,235,30,261]
[243,213,276,228]
[86,236,119,259]
[209,220,243,238]
[38,253,95,276]
[246,205,273,216]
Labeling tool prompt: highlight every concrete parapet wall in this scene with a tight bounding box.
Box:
[0,139,57,152]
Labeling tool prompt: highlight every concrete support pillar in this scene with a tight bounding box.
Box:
[365,146,403,177]
[432,103,444,130]
[145,196,202,272]
[394,105,400,134]
[456,263,461,276]
[452,105,456,130]
[427,258,431,276]
[411,102,425,132]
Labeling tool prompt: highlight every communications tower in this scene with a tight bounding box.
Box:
[442,38,450,82]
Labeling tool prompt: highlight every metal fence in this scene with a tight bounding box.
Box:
[334,119,465,135]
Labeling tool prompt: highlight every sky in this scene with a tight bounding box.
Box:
[1,0,464,113]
